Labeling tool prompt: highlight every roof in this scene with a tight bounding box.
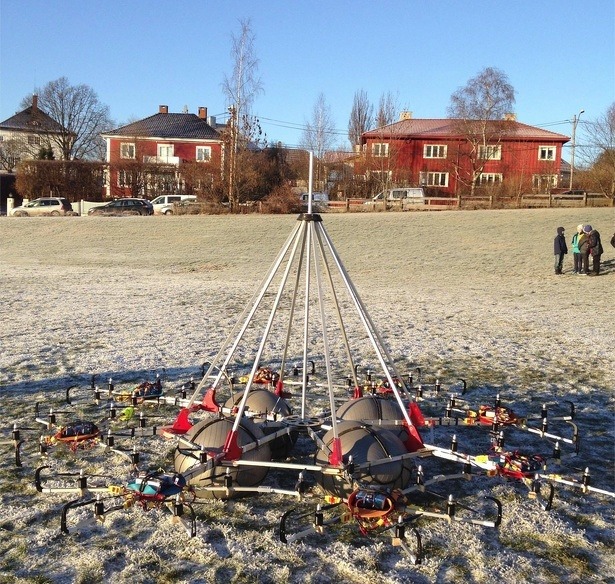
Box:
[0,105,66,134]
[362,118,570,143]
[103,113,220,140]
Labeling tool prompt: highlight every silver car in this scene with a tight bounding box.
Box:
[11,197,74,216]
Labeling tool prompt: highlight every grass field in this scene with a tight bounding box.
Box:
[0,208,613,583]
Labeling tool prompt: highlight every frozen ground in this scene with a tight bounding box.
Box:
[0,208,613,583]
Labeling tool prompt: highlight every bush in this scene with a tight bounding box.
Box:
[260,185,303,214]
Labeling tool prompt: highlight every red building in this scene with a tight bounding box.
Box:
[102,105,224,199]
[357,113,570,196]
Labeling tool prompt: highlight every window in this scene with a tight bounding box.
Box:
[372,143,389,157]
[28,135,41,145]
[477,173,503,185]
[538,146,555,161]
[196,146,211,162]
[532,174,558,189]
[118,170,128,187]
[369,170,392,183]
[423,144,447,159]
[479,145,501,160]
[157,144,174,159]
[420,171,449,187]
[120,143,135,159]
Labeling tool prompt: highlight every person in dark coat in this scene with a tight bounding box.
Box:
[578,225,591,275]
[553,226,567,275]
[587,227,604,276]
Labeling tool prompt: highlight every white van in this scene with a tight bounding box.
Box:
[150,195,197,215]
[370,188,426,204]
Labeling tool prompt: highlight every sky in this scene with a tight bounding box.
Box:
[1,0,613,157]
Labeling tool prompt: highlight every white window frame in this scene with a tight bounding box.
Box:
[423,144,447,159]
[157,144,174,159]
[479,145,502,160]
[532,174,558,189]
[538,145,556,161]
[420,171,449,187]
[120,143,136,159]
[196,146,211,162]
[118,170,128,187]
[477,173,503,185]
[372,142,389,157]
[368,170,393,183]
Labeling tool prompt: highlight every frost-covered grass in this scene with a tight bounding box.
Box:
[0,208,614,583]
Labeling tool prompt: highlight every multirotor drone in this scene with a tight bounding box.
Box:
[2,189,613,565]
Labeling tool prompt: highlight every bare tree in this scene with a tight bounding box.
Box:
[21,77,112,161]
[222,19,263,134]
[447,67,516,197]
[579,103,615,198]
[376,91,399,128]
[222,19,264,210]
[301,93,336,188]
[0,138,23,172]
[348,89,373,148]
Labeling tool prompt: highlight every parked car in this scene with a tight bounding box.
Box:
[300,192,329,209]
[366,188,426,204]
[88,198,154,216]
[11,197,74,216]
[150,195,197,215]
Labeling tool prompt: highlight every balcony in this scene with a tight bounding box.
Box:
[143,155,180,165]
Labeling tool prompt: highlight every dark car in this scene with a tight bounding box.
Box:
[88,198,154,216]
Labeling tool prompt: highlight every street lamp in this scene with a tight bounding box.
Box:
[569,109,584,189]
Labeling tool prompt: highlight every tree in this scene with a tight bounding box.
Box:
[579,102,615,198]
[301,93,336,188]
[447,67,516,197]
[0,138,23,172]
[222,19,264,211]
[376,91,399,128]
[21,77,112,161]
[348,89,373,148]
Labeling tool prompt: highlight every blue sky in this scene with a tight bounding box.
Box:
[1,0,613,156]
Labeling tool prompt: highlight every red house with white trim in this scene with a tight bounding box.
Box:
[102,105,224,199]
[357,113,570,196]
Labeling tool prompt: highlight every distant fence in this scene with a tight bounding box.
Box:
[327,194,614,212]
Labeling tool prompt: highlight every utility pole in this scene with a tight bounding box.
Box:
[227,105,237,209]
[569,109,584,189]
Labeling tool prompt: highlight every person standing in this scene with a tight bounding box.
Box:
[578,226,590,275]
[587,226,604,276]
[571,224,584,274]
[553,226,567,275]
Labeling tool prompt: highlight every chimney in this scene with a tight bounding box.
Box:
[159,105,168,114]
[207,116,216,128]
[400,111,413,120]
[32,94,38,112]
[198,106,207,119]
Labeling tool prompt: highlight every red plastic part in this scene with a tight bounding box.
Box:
[352,386,363,399]
[200,387,220,413]
[403,421,424,452]
[222,430,242,461]
[328,437,344,466]
[274,379,292,398]
[162,408,193,436]
[409,401,426,427]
